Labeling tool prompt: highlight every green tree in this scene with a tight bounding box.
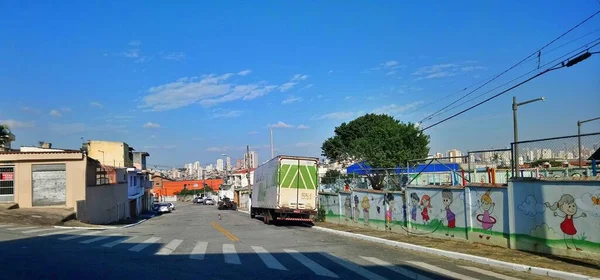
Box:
[321,114,429,190]
[0,125,14,147]
[321,169,342,184]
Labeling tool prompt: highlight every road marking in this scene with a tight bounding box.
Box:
[129,237,161,252]
[38,229,82,237]
[360,256,433,280]
[320,252,387,280]
[251,246,287,271]
[458,266,521,280]
[190,241,208,260]
[7,226,37,231]
[58,231,98,241]
[211,221,239,242]
[223,244,241,265]
[22,228,55,234]
[406,261,478,280]
[284,249,338,278]
[156,239,183,256]
[0,224,13,228]
[80,233,118,244]
[102,236,134,248]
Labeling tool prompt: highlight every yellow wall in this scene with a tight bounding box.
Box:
[87,141,132,168]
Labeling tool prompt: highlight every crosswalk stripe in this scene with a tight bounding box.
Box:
[458,266,521,280]
[80,234,119,244]
[7,226,37,231]
[251,246,287,271]
[406,261,478,280]
[102,236,134,248]
[321,252,387,280]
[360,256,433,280]
[156,239,183,256]
[58,231,98,241]
[129,237,161,252]
[223,244,241,265]
[0,224,13,228]
[38,229,82,237]
[284,249,339,278]
[22,228,55,234]
[190,241,208,260]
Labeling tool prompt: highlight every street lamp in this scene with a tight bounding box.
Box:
[512,96,545,178]
[578,116,600,167]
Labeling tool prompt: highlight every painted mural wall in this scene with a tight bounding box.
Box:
[319,192,340,223]
[465,186,510,247]
[508,180,600,257]
[405,187,468,239]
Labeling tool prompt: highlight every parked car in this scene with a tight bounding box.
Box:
[204,198,215,205]
[152,203,172,214]
[193,196,206,204]
[217,197,237,210]
[166,202,175,211]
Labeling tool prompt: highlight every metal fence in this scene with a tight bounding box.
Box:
[511,132,600,172]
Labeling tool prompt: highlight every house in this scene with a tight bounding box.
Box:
[229,168,254,211]
[132,152,150,170]
[84,140,134,168]
[126,168,152,217]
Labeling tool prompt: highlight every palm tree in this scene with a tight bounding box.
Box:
[0,124,15,148]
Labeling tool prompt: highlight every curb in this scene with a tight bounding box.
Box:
[311,226,598,280]
[237,209,250,215]
[53,226,113,230]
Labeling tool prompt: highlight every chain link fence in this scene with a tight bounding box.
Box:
[406,156,468,186]
[511,132,600,178]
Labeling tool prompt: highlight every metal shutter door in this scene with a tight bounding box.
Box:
[32,164,66,206]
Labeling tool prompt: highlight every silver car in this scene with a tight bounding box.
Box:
[204,198,215,205]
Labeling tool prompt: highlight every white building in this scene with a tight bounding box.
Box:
[226,157,231,170]
[447,149,462,163]
[216,159,224,171]
[244,151,258,168]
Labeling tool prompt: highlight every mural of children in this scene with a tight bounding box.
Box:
[441,189,456,237]
[420,195,432,225]
[353,195,360,223]
[478,190,496,240]
[410,193,419,223]
[385,193,395,230]
[361,196,370,226]
[344,196,352,222]
[545,194,587,251]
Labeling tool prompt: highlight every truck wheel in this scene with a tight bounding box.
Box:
[250,207,256,218]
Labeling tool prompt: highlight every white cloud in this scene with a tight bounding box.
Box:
[299,84,314,91]
[269,121,293,128]
[90,102,104,108]
[328,70,334,74]
[291,74,308,81]
[0,119,35,129]
[412,62,486,80]
[529,223,560,239]
[313,111,356,121]
[162,52,186,61]
[49,110,62,117]
[279,82,297,92]
[164,145,177,149]
[140,73,282,111]
[248,131,258,135]
[296,124,310,129]
[372,101,424,116]
[210,110,243,118]
[518,195,545,217]
[385,71,396,76]
[576,192,600,217]
[462,66,488,72]
[238,69,252,76]
[412,64,457,76]
[129,40,142,47]
[143,122,161,129]
[282,95,302,104]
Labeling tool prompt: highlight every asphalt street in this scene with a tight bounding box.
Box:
[0,203,545,280]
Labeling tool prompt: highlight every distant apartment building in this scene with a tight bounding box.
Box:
[235,159,244,169]
[447,149,462,163]
[226,157,231,170]
[85,140,134,168]
[434,152,444,158]
[244,151,258,168]
[216,159,224,171]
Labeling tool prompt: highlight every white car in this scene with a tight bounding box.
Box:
[153,203,172,213]
[204,198,215,205]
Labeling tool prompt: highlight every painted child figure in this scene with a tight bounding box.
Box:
[441,189,456,237]
[420,195,432,225]
[545,194,587,251]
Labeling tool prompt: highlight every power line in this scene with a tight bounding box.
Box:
[420,46,598,131]
[413,10,600,122]
[421,37,600,123]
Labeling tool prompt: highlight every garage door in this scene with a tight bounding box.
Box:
[32,164,66,206]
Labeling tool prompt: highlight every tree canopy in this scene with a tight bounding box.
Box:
[321,169,342,184]
[0,125,14,147]
[321,114,430,190]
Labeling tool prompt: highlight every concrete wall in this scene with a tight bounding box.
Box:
[78,183,129,224]
[87,141,132,168]
[319,177,600,260]
[0,152,86,211]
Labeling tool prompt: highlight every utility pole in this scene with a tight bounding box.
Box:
[512,96,545,178]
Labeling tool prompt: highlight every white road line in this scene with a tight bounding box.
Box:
[406,261,478,280]
[458,266,522,280]
[7,226,37,231]
[22,228,55,234]
[129,237,161,252]
[320,252,387,280]
[156,239,183,256]
[223,244,241,265]
[80,234,118,244]
[284,249,339,278]
[0,224,13,228]
[58,231,98,241]
[38,229,82,237]
[190,241,208,260]
[102,236,134,248]
[360,256,434,280]
[251,246,288,271]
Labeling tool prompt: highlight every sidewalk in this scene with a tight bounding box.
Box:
[0,208,75,226]
[314,222,600,279]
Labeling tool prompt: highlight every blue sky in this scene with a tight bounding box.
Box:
[1,1,599,167]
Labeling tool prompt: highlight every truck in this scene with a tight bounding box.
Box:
[251,155,319,224]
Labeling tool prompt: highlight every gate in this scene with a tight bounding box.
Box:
[0,166,15,203]
[32,164,66,206]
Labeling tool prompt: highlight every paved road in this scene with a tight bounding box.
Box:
[0,203,544,280]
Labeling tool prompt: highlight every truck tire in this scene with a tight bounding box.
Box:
[250,207,256,218]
